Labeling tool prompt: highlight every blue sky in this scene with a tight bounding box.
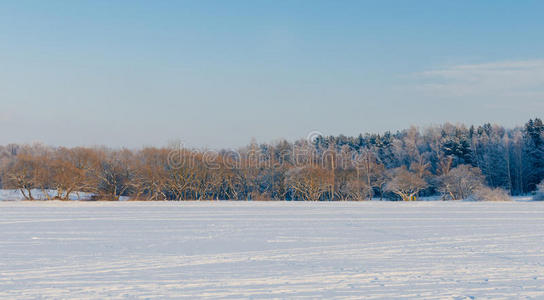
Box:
[1,1,543,148]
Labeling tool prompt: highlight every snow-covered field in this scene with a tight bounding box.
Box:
[1,201,543,299]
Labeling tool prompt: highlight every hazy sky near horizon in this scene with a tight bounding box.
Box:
[1,1,543,148]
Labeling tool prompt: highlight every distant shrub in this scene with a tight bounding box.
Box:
[534,181,544,201]
[472,186,511,201]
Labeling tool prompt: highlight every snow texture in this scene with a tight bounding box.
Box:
[0,201,543,299]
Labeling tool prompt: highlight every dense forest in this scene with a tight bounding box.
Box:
[1,118,543,201]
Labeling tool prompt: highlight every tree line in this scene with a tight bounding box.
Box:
[0,118,542,201]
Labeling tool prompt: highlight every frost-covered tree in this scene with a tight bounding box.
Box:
[534,181,544,201]
[385,167,427,201]
[285,166,329,201]
[3,153,38,200]
[438,165,484,200]
[523,118,544,192]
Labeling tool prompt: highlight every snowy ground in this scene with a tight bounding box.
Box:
[0,201,543,299]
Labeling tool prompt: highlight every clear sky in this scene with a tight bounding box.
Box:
[1,1,543,148]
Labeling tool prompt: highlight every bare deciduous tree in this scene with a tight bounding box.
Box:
[438,164,484,200]
[385,167,428,201]
[286,166,329,201]
[4,153,38,200]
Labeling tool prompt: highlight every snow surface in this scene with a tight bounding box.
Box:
[0,201,543,299]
